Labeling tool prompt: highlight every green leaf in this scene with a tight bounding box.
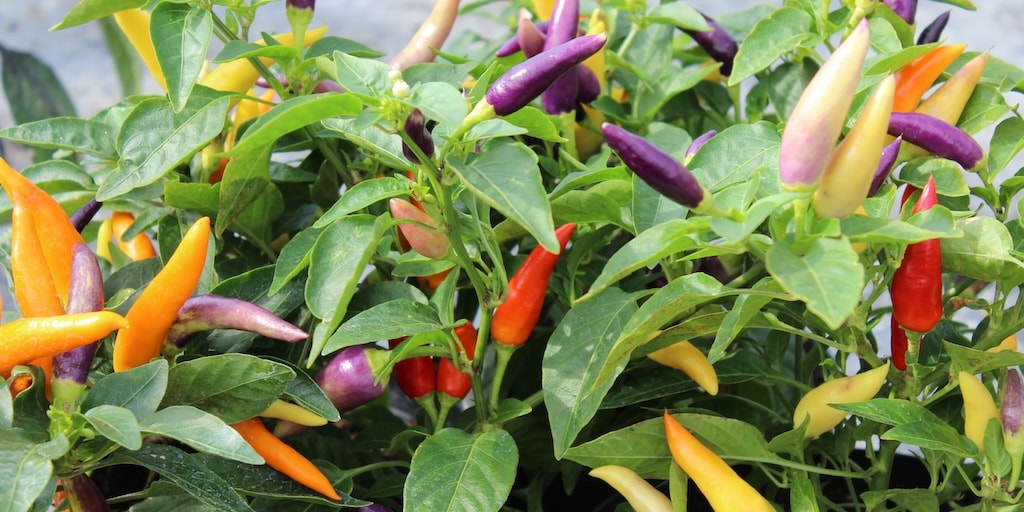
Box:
[321,118,409,170]
[544,288,638,458]
[959,83,1010,135]
[82,359,168,419]
[141,406,262,464]
[271,358,340,422]
[842,208,958,244]
[0,382,11,429]
[52,0,145,29]
[222,94,362,157]
[194,454,359,506]
[767,238,864,329]
[861,489,939,512]
[638,66,717,121]
[632,175,686,234]
[501,107,564,142]
[407,82,469,128]
[314,176,411,228]
[832,399,945,428]
[323,299,443,354]
[881,421,975,457]
[945,342,1024,376]
[900,158,970,196]
[0,45,76,124]
[404,428,518,512]
[0,118,116,159]
[710,279,788,363]
[942,216,1024,280]
[319,51,394,101]
[101,93,231,200]
[269,225,323,294]
[151,2,211,111]
[728,7,814,85]
[110,444,255,512]
[989,116,1024,174]
[711,192,801,243]
[83,405,143,450]
[216,145,273,237]
[552,189,629,228]
[689,122,781,193]
[647,3,709,30]
[11,367,49,435]
[0,433,64,512]
[160,354,294,424]
[212,41,297,63]
[790,472,820,512]
[446,139,557,252]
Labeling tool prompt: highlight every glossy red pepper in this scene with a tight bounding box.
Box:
[389,337,436,399]
[890,176,943,333]
[437,323,478,400]
[890,315,911,371]
[491,223,576,347]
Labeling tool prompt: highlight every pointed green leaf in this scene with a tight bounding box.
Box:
[767,238,863,329]
[0,433,61,512]
[729,7,815,85]
[83,405,142,450]
[314,176,411,228]
[0,46,75,124]
[151,3,211,111]
[222,94,362,157]
[0,118,116,159]
[82,359,168,419]
[141,406,262,464]
[160,354,294,424]
[405,428,518,512]
[323,299,443,354]
[53,0,146,29]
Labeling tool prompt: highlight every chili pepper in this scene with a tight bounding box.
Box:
[113,8,166,91]
[539,0,581,114]
[867,135,903,198]
[389,198,450,260]
[647,341,719,395]
[285,0,316,52]
[887,112,983,169]
[437,323,478,401]
[881,0,917,25]
[588,465,674,512]
[389,337,436,400]
[0,312,128,376]
[491,223,576,347]
[231,417,342,500]
[199,26,328,95]
[915,52,989,124]
[1004,368,1024,488]
[812,74,896,219]
[69,199,102,233]
[917,11,951,45]
[779,19,870,191]
[275,344,389,437]
[387,0,461,70]
[496,17,551,57]
[259,399,328,427]
[685,129,718,164]
[682,13,738,76]
[402,109,435,164]
[575,66,600,104]
[109,211,157,261]
[475,33,607,118]
[793,362,890,438]
[892,44,966,113]
[162,294,308,355]
[9,203,62,318]
[663,411,774,511]
[891,176,943,334]
[987,333,1019,353]
[958,371,999,452]
[601,123,714,212]
[52,244,105,411]
[57,474,110,512]
[112,217,211,372]
[890,316,911,371]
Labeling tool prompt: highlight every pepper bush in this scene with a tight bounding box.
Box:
[2,0,1024,510]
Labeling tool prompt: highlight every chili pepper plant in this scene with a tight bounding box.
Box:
[2,0,1024,510]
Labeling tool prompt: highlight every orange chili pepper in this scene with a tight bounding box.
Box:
[109,211,158,261]
[892,44,966,112]
[0,312,128,375]
[112,217,211,371]
[230,417,342,500]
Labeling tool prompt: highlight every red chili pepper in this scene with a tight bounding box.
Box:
[437,323,478,400]
[890,315,910,371]
[389,337,436,399]
[890,176,943,333]
[491,223,576,347]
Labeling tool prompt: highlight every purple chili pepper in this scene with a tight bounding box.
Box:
[917,11,951,45]
[496,20,552,57]
[867,136,902,198]
[69,199,102,233]
[516,9,547,58]
[887,112,983,169]
[575,66,601,104]
[882,0,917,25]
[162,294,308,354]
[402,109,434,164]
[540,0,581,114]
[682,14,738,76]
[1002,368,1024,486]
[684,129,718,162]
[601,122,713,211]
[58,474,111,512]
[485,33,607,116]
[52,244,105,411]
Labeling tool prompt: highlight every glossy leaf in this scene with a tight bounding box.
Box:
[314,177,411,228]
[0,46,76,125]
[0,118,116,159]
[766,238,863,329]
[405,428,518,512]
[0,433,63,512]
[160,354,294,424]
[151,2,211,111]
[222,94,362,157]
[323,299,444,354]
[729,7,815,85]
[53,0,146,29]
[141,406,263,464]
[83,405,143,450]
[82,359,168,419]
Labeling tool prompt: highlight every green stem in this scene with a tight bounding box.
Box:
[416,394,440,431]
[488,344,517,418]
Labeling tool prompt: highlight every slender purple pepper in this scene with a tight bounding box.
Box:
[540,0,581,114]
[402,109,434,164]
[496,20,552,57]
[162,294,308,354]
[682,14,738,76]
[516,9,547,57]
[867,136,902,197]
[917,11,951,45]
[59,474,111,512]
[685,129,718,163]
[575,66,601,104]
[69,199,102,233]
[52,244,105,412]
[481,33,607,117]
[274,344,389,437]
[886,112,983,169]
[882,0,917,25]
[1003,368,1024,488]
[602,122,713,211]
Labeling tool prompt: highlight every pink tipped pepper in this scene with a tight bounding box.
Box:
[515,10,548,58]
[779,19,871,191]
[813,74,896,219]
[917,10,951,45]
[402,109,435,164]
[867,136,903,197]
[162,294,308,354]
[1004,368,1024,488]
[389,198,450,260]
[682,13,738,76]
[388,0,460,70]
[601,123,714,212]
[539,0,581,114]
[52,244,106,411]
[886,112,983,169]
[685,129,717,164]
[890,176,943,333]
[69,199,102,233]
[881,0,917,25]
[274,344,389,437]
[497,17,552,57]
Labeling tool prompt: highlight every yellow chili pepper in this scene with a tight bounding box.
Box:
[259,399,329,427]
[958,371,999,451]
[113,8,167,91]
[987,333,1019,353]
[647,341,719,395]
[589,465,673,512]
[199,26,328,96]
[793,362,890,438]
[0,312,128,376]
